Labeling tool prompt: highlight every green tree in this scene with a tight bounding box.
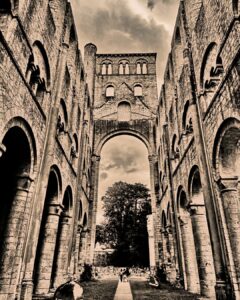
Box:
[98,181,151,266]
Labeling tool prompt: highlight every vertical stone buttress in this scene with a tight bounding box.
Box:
[20,42,69,299]
[88,155,101,263]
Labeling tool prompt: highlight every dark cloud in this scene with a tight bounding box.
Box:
[147,0,156,10]
[72,0,171,83]
[102,146,143,174]
[100,172,108,180]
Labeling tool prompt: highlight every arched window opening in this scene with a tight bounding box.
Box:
[182,101,193,134]
[106,85,115,98]
[107,63,112,75]
[189,168,204,205]
[125,63,130,74]
[171,134,179,159]
[233,0,238,14]
[119,63,124,75]
[134,84,143,97]
[71,134,78,160]
[69,25,76,44]
[142,62,147,74]
[219,126,240,178]
[102,64,107,75]
[175,27,181,44]
[0,0,11,12]
[57,99,68,134]
[136,63,141,74]
[117,101,131,121]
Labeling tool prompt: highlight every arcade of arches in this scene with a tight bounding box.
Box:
[0,1,240,300]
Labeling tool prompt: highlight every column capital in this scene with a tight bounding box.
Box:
[16,173,34,191]
[188,204,205,216]
[217,177,239,192]
[92,154,101,162]
[48,203,64,216]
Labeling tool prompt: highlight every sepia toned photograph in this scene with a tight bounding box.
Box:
[0,0,239,299]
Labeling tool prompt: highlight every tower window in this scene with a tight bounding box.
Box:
[106,85,114,97]
[134,85,143,97]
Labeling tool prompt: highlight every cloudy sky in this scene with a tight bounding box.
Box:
[70,0,179,224]
[71,0,179,85]
[97,135,150,223]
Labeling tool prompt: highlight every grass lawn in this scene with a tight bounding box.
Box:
[81,279,118,300]
[130,279,199,300]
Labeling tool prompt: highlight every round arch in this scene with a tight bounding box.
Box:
[188,166,204,205]
[95,129,153,156]
[62,185,73,214]
[48,165,62,203]
[1,117,37,175]
[212,117,240,179]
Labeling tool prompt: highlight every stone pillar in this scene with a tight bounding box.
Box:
[218,178,240,290]
[190,204,216,298]
[147,214,156,267]
[74,224,83,276]
[0,174,33,300]
[87,155,101,263]
[34,203,63,295]
[52,213,72,288]
[78,230,88,266]
[165,226,177,283]
[179,214,200,294]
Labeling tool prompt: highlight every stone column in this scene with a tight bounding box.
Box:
[147,214,156,267]
[52,213,72,288]
[190,204,216,298]
[179,214,200,294]
[87,155,101,263]
[78,230,88,266]
[34,203,63,295]
[0,174,33,299]
[165,226,177,283]
[218,177,240,289]
[74,224,83,276]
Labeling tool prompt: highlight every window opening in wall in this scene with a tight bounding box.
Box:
[125,63,130,74]
[117,101,131,121]
[134,85,143,97]
[0,0,11,12]
[108,64,112,75]
[119,63,124,75]
[102,64,107,75]
[137,63,141,74]
[142,63,147,74]
[106,85,115,98]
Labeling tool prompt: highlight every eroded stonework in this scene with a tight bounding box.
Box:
[0,1,240,300]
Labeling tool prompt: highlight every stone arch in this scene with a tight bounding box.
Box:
[33,166,62,294]
[31,40,51,89]
[188,166,204,205]
[106,84,115,98]
[200,42,224,92]
[69,24,77,44]
[117,101,131,121]
[95,129,153,156]
[213,117,240,178]
[0,123,35,290]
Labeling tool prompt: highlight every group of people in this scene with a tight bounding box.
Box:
[119,267,131,282]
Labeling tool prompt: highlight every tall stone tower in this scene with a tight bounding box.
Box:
[86,48,160,264]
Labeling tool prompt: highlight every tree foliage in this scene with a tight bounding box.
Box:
[96,181,151,266]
